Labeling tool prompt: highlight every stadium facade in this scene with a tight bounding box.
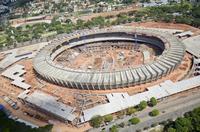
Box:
[33,26,185,90]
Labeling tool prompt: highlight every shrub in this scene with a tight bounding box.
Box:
[89,115,103,128]
[103,114,113,122]
[126,107,137,115]
[149,109,160,117]
[149,97,157,107]
[167,127,176,132]
[138,101,147,110]
[129,117,140,125]
[110,125,118,132]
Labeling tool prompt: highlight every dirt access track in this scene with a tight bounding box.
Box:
[127,22,200,33]
[72,5,139,21]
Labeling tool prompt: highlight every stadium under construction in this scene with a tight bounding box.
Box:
[33,26,185,90]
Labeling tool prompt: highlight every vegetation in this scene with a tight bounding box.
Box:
[167,127,176,132]
[103,114,113,122]
[149,97,157,107]
[0,110,52,132]
[149,109,160,117]
[0,34,7,46]
[164,107,200,132]
[89,0,137,5]
[129,117,140,124]
[122,0,137,4]
[1,3,200,49]
[126,107,137,115]
[89,115,103,128]
[109,125,118,132]
[138,100,148,111]
[15,0,34,7]
[145,3,200,27]
[90,114,113,127]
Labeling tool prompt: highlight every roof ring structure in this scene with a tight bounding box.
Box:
[33,26,185,90]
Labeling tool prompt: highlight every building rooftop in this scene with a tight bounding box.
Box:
[24,91,76,122]
[81,75,200,122]
[1,64,31,90]
[183,35,200,58]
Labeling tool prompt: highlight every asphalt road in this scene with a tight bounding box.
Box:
[121,93,200,132]
[90,89,200,132]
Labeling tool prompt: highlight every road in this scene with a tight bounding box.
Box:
[90,88,200,132]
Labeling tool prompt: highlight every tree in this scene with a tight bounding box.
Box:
[116,14,129,24]
[149,97,157,107]
[126,107,137,115]
[134,17,142,22]
[149,109,159,117]
[167,127,176,132]
[164,106,200,132]
[175,16,192,25]
[110,125,118,132]
[103,114,113,122]
[0,110,52,132]
[162,14,174,23]
[122,0,136,4]
[76,19,85,29]
[91,16,106,27]
[192,6,200,18]
[89,115,103,128]
[15,0,33,7]
[140,0,150,3]
[193,18,200,28]
[129,117,140,124]
[174,117,192,132]
[138,101,147,110]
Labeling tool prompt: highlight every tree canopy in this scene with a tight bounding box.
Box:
[109,125,118,132]
[2,3,200,48]
[103,114,113,122]
[149,109,159,117]
[89,115,103,128]
[164,107,200,132]
[129,117,140,124]
[138,100,147,110]
[126,107,137,115]
[149,97,157,107]
[0,110,52,132]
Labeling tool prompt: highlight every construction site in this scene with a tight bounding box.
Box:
[0,23,199,131]
[54,41,160,71]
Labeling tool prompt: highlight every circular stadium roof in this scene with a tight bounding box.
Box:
[33,26,185,90]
